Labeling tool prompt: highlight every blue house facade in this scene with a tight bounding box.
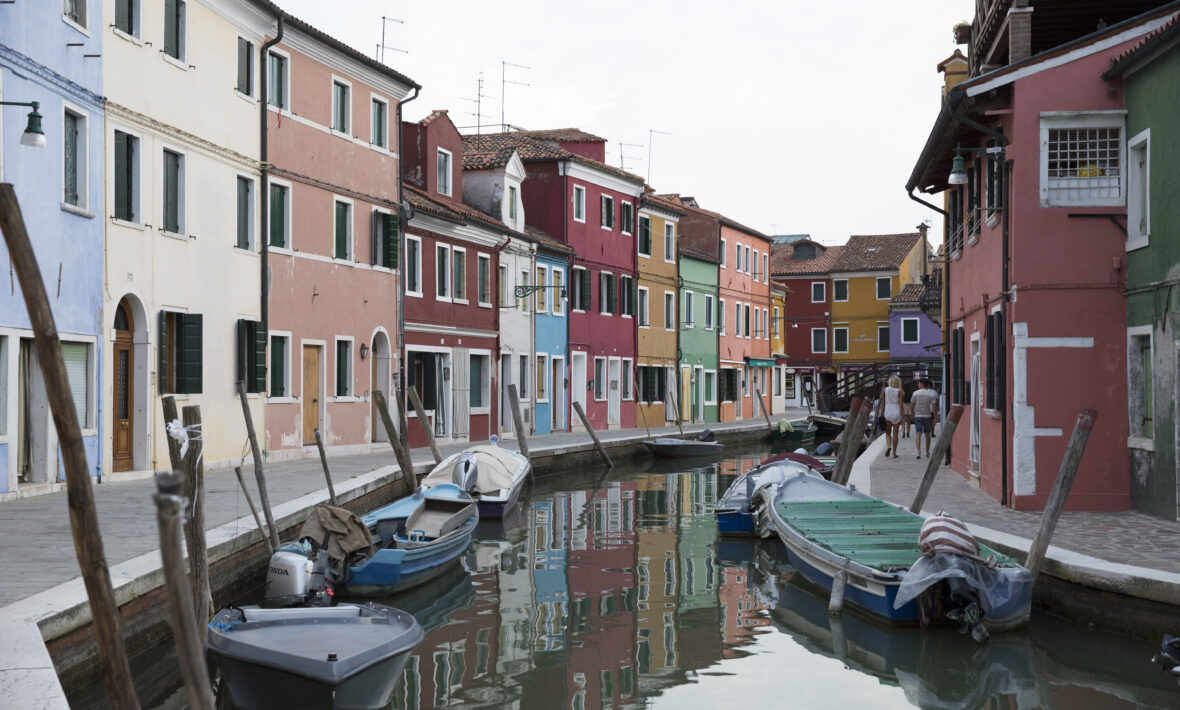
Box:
[533,242,571,435]
[0,1,105,496]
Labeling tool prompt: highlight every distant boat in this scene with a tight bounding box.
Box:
[419,444,531,518]
[207,602,423,710]
[771,419,817,446]
[806,413,847,437]
[642,429,724,458]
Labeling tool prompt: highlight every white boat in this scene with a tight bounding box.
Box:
[419,444,531,518]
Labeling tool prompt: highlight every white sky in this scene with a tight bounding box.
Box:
[272,0,974,245]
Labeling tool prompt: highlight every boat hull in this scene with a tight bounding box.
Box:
[344,516,476,597]
[642,438,724,458]
[714,509,755,536]
[474,475,525,518]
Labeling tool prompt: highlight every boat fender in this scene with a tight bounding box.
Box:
[829,570,847,615]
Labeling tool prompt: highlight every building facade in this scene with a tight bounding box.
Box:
[677,247,720,423]
[636,195,684,427]
[889,283,942,366]
[770,240,844,410]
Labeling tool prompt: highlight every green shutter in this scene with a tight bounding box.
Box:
[115,0,132,34]
[269,184,285,247]
[270,336,285,397]
[180,313,203,394]
[236,177,250,249]
[237,37,250,94]
[383,212,398,269]
[335,202,348,259]
[164,0,178,58]
[114,132,129,220]
[253,321,267,394]
[163,151,180,233]
[235,319,247,385]
[158,311,168,392]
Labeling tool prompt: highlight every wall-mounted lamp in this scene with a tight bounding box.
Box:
[1,101,47,148]
[792,319,798,328]
[359,343,369,360]
[948,143,1004,186]
[587,378,594,391]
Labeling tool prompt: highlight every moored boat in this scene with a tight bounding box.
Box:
[207,602,424,710]
[714,458,825,536]
[642,429,724,458]
[419,444,531,518]
[807,413,847,437]
[771,419,817,446]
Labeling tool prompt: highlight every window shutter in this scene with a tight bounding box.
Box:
[269,184,285,247]
[335,202,348,259]
[163,151,179,233]
[114,132,129,220]
[237,38,250,94]
[253,321,267,394]
[180,313,203,394]
[370,210,379,266]
[236,318,247,386]
[384,212,398,269]
[985,315,995,410]
[164,0,178,57]
[236,177,250,249]
[61,343,88,427]
[158,310,168,392]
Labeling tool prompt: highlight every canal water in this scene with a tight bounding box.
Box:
[70,443,1180,709]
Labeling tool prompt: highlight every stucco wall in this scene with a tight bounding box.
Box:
[890,307,941,360]
[678,255,719,423]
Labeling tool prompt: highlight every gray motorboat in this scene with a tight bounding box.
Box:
[207,602,424,710]
[642,429,724,458]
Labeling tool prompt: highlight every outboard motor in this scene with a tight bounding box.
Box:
[452,452,479,493]
[699,429,716,442]
[264,546,316,608]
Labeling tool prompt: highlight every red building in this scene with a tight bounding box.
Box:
[770,240,844,408]
[464,130,645,430]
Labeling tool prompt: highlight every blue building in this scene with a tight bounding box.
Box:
[532,238,572,434]
[0,1,105,496]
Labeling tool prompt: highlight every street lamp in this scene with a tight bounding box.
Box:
[947,150,968,185]
[1,101,47,148]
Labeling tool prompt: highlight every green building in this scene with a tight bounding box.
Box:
[678,247,720,423]
[1107,25,1180,519]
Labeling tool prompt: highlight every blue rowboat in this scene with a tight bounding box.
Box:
[714,458,824,536]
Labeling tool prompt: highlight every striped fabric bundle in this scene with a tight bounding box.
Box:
[919,511,980,557]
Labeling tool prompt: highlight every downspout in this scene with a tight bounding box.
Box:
[906,187,951,464]
[260,15,283,342]
[396,85,420,417]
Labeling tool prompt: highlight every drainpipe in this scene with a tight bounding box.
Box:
[260,15,283,341]
[907,187,952,464]
[396,85,420,417]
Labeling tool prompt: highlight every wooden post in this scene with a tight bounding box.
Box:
[0,184,140,709]
[667,383,685,439]
[154,471,215,710]
[181,406,211,642]
[313,428,339,506]
[830,398,862,486]
[573,400,613,467]
[834,397,873,486]
[407,385,443,464]
[635,376,652,440]
[161,396,184,470]
[374,390,417,493]
[1025,409,1098,578]
[908,406,964,513]
[236,381,279,551]
[234,467,273,557]
[507,384,530,458]
[755,388,773,433]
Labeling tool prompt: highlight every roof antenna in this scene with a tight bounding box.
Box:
[501,61,530,133]
[377,16,407,63]
[647,129,671,184]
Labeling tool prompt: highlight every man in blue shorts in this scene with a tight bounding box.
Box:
[910,378,939,459]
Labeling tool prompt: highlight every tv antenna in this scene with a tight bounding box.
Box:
[377,16,407,62]
[462,74,496,134]
[501,61,530,132]
[618,142,644,171]
[647,129,671,184]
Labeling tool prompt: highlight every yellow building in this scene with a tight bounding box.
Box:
[770,284,788,412]
[829,231,928,372]
[636,196,684,427]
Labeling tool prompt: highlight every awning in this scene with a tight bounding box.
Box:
[744,357,776,367]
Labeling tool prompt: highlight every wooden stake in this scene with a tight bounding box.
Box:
[908,406,964,513]
[755,388,773,433]
[634,372,651,439]
[573,400,612,467]
[234,466,273,557]
[236,381,279,550]
[830,397,861,486]
[407,385,443,464]
[0,184,140,709]
[154,470,215,710]
[374,389,417,493]
[1025,409,1098,578]
[313,428,339,506]
[161,396,184,470]
[181,406,211,643]
[507,384,530,458]
[667,383,685,439]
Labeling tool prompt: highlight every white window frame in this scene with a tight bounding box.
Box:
[332,195,353,261]
[901,317,920,344]
[720,238,727,267]
[63,0,89,32]
[330,75,352,135]
[61,100,89,213]
[267,330,295,402]
[600,194,614,230]
[1039,111,1126,208]
[638,286,650,327]
[663,223,675,263]
[112,0,141,41]
[370,93,389,149]
[571,266,587,313]
[763,308,770,340]
[332,336,355,400]
[405,234,423,297]
[267,177,292,251]
[1127,325,1154,448]
[811,281,825,303]
[535,264,549,314]
[477,253,492,307]
[59,335,97,431]
[773,306,780,339]
[744,245,751,275]
[162,0,187,67]
[752,249,760,280]
[704,369,717,405]
[535,353,549,403]
[622,358,634,401]
[735,302,743,337]
[637,215,651,258]
[1126,127,1150,251]
[235,35,255,99]
[468,351,491,414]
[436,243,452,302]
[719,297,726,335]
[833,278,849,302]
[159,142,186,238]
[620,201,633,235]
[877,324,890,352]
[763,253,768,283]
[437,147,453,196]
[704,294,714,330]
[833,327,849,354]
[519,268,529,313]
[664,291,674,330]
[573,184,586,223]
[599,270,614,316]
[683,290,695,328]
[593,356,607,402]
[876,276,891,301]
[267,48,291,111]
[498,263,508,307]
[811,327,827,354]
[450,245,467,303]
[234,171,256,251]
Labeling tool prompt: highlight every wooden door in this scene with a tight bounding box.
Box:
[302,345,320,446]
[112,302,134,472]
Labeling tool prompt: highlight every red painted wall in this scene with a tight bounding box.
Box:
[780,275,831,366]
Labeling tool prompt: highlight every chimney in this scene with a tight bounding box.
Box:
[937,50,969,98]
[1008,6,1034,64]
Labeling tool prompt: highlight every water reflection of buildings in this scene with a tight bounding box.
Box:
[718,563,773,657]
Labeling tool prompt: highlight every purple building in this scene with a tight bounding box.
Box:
[889,284,941,363]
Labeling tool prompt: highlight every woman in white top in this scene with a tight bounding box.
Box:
[881,375,903,458]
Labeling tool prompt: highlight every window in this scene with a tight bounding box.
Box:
[114,0,137,36]
[508,185,517,220]
[63,108,86,208]
[60,341,92,427]
[235,319,266,393]
[1127,129,1149,249]
[637,366,666,403]
[720,369,739,403]
[967,159,980,235]
[735,243,742,271]
[664,223,674,261]
[599,272,617,314]
[519,269,528,312]
[664,292,674,330]
[268,334,289,397]
[1040,114,1124,206]
[763,308,770,340]
[268,182,289,247]
[477,254,491,305]
[163,0,185,61]
[333,199,351,260]
[773,307,780,338]
[370,97,387,148]
[63,0,87,29]
[762,254,768,283]
[949,187,964,253]
[877,325,889,352]
[951,326,966,405]
[622,359,633,400]
[237,37,254,96]
[986,139,1002,217]
[638,216,651,256]
[811,282,825,303]
[470,354,489,409]
[752,249,760,280]
[744,304,751,338]
[332,80,350,133]
[683,291,694,327]
[704,371,717,404]
[372,209,398,269]
[236,176,254,249]
[901,317,920,344]
[573,185,585,222]
[833,327,848,353]
[876,277,891,300]
[452,248,467,301]
[435,245,453,299]
[600,194,614,229]
[620,275,634,317]
[594,357,606,400]
[267,52,288,109]
[720,238,727,267]
[638,286,649,326]
[621,202,634,234]
[986,312,1005,412]
[437,148,452,196]
[335,339,352,396]
[571,267,591,311]
[158,311,202,394]
[535,266,547,312]
[833,279,848,302]
[405,236,422,294]
[519,355,528,398]
[719,298,726,334]
[536,354,548,401]
[162,148,184,234]
[734,302,742,337]
[498,264,507,306]
[811,328,826,353]
[744,246,751,274]
[704,294,714,330]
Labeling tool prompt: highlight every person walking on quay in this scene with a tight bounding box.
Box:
[910,378,939,459]
[881,375,903,458]
[901,379,915,439]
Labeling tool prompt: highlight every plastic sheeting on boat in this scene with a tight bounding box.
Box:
[893,552,1034,629]
[420,445,525,495]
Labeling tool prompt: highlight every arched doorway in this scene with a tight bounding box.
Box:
[112,300,134,472]
[371,330,392,442]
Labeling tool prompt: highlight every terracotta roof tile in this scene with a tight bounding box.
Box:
[770,242,844,276]
[830,233,922,273]
[1105,12,1180,76]
[462,147,517,171]
[515,128,607,144]
[405,184,516,235]
[640,194,686,217]
[420,109,450,126]
[890,283,926,306]
[679,243,720,265]
[461,132,644,185]
[526,226,575,256]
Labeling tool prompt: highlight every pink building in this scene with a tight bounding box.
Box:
[263,14,417,457]
[907,7,1178,510]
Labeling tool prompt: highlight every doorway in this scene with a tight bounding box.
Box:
[112,301,134,472]
[302,345,321,446]
[371,331,391,442]
[552,356,565,431]
[571,352,586,425]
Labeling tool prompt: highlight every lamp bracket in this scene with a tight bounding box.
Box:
[514,284,567,299]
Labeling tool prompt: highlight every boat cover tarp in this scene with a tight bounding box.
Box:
[299,505,374,567]
[421,446,525,495]
[893,552,1033,626]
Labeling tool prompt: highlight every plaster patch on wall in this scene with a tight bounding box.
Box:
[1011,322,1093,496]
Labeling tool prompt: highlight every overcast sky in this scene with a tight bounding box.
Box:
[272,0,974,245]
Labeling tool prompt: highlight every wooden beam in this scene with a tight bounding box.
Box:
[573,400,612,467]
[313,428,339,506]
[507,384,530,458]
[236,381,279,550]
[909,406,964,513]
[1025,409,1098,578]
[374,389,417,493]
[407,385,443,464]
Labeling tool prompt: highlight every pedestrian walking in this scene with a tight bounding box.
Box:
[901,380,915,438]
[910,378,940,459]
[881,375,903,458]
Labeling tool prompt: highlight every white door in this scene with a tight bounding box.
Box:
[500,355,512,431]
[695,366,705,421]
[552,356,566,431]
[571,352,587,423]
[970,342,981,471]
[608,357,621,425]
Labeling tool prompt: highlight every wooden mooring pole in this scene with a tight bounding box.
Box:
[374,390,417,492]
[181,405,211,642]
[755,388,773,433]
[909,406,964,514]
[237,381,279,550]
[507,384,531,458]
[573,400,613,467]
[830,397,863,486]
[1025,409,1098,578]
[667,384,685,439]
[234,466,273,557]
[0,184,140,709]
[313,428,339,506]
[407,385,443,464]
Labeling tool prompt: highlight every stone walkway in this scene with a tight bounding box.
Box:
[869,433,1180,574]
